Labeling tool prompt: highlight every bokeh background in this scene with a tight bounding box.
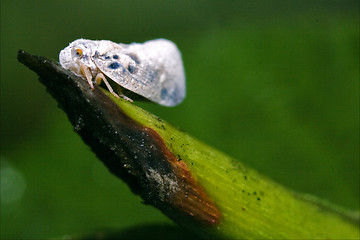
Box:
[1,0,359,239]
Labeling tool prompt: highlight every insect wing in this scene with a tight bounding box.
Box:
[93,39,186,106]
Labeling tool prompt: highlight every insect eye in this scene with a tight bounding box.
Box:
[75,48,83,57]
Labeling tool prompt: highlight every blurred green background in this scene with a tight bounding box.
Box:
[1,0,359,239]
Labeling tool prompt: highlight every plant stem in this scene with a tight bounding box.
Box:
[18,50,359,239]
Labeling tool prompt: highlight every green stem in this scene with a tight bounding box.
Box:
[18,50,359,239]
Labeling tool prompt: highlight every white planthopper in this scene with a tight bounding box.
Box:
[59,39,186,106]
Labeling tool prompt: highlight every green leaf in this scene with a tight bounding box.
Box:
[18,50,359,239]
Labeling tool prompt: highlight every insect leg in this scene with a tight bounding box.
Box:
[95,73,120,98]
[80,64,94,89]
[95,73,134,102]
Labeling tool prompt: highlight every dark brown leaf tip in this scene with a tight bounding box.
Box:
[17,50,221,228]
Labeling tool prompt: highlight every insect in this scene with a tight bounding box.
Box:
[59,39,186,106]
